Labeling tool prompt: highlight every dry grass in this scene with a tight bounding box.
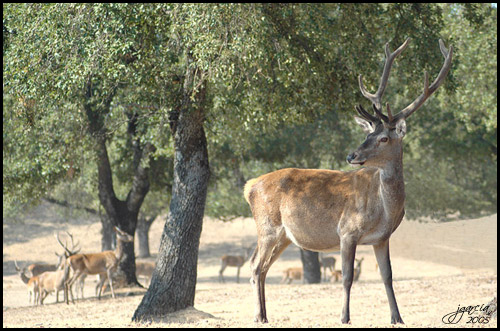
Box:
[3,202,497,327]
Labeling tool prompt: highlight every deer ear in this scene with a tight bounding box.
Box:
[354,116,375,134]
[395,118,406,138]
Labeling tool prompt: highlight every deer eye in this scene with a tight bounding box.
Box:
[380,137,389,143]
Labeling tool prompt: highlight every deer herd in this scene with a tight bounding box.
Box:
[14,227,156,305]
[12,38,452,325]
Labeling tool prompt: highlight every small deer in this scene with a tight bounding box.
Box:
[320,253,337,282]
[331,258,364,282]
[281,267,303,284]
[14,260,40,305]
[37,261,71,304]
[219,245,253,283]
[23,263,57,278]
[136,260,155,287]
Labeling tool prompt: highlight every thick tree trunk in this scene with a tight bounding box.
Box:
[132,63,209,322]
[85,79,151,286]
[300,249,321,284]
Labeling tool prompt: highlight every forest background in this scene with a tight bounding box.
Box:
[3,3,497,321]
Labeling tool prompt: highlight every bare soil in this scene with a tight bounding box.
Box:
[3,202,497,327]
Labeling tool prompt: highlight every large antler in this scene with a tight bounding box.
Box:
[56,231,81,257]
[392,39,453,122]
[357,38,453,126]
[358,38,410,111]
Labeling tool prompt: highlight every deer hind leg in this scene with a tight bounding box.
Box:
[96,273,107,299]
[236,266,241,283]
[250,227,291,323]
[340,238,357,324]
[219,263,226,283]
[373,240,404,324]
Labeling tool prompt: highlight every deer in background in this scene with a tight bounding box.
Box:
[36,260,71,304]
[244,38,452,324]
[319,253,337,282]
[17,262,57,279]
[331,258,364,282]
[14,260,40,305]
[219,245,253,283]
[136,260,155,287]
[62,226,134,302]
[281,267,303,284]
[14,231,80,305]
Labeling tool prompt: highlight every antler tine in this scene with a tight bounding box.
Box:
[64,230,80,253]
[56,231,80,256]
[372,104,389,123]
[395,39,453,121]
[358,38,410,110]
[355,105,379,123]
[386,103,393,123]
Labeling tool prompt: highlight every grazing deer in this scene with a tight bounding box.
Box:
[319,253,337,282]
[244,38,452,324]
[136,260,155,287]
[14,260,40,305]
[63,227,134,302]
[331,258,364,282]
[219,245,253,283]
[281,267,303,284]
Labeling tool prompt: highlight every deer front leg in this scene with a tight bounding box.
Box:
[373,240,404,324]
[107,268,115,299]
[340,239,357,324]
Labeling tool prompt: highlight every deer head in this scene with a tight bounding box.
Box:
[347,38,453,168]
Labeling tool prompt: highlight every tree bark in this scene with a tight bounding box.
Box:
[85,77,152,286]
[300,249,321,284]
[136,215,156,258]
[132,61,210,322]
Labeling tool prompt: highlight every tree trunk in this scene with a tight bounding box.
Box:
[85,78,152,287]
[136,215,156,258]
[300,249,321,284]
[100,211,115,251]
[132,63,209,322]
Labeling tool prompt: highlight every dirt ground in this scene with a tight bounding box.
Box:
[3,202,497,327]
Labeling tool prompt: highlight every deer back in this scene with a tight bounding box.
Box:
[245,167,392,251]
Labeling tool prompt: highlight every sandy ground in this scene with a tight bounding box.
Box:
[3,202,497,327]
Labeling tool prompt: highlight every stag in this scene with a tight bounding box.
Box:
[244,38,452,324]
[63,227,134,302]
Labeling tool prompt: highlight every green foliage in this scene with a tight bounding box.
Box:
[3,3,496,222]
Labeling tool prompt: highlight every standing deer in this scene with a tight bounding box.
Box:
[331,257,364,282]
[37,261,71,304]
[14,260,40,305]
[136,260,155,287]
[281,267,303,284]
[319,253,337,282]
[63,226,134,302]
[219,245,253,283]
[244,38,452,324]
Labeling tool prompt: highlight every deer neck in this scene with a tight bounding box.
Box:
[378,148,405,219]
[19,271,30,285]
[114,239,127,262]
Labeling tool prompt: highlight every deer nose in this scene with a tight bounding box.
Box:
[346,152,357,163]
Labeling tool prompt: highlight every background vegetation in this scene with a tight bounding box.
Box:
[4,3,497,223]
